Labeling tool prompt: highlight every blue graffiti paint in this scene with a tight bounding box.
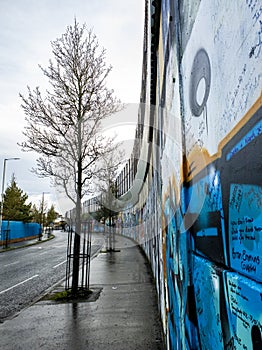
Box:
[226,120,262,161]
[228,183,262,281]
[224,272,262,349]
[193,256,224,349]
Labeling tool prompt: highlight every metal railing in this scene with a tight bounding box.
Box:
[65,221,92,291]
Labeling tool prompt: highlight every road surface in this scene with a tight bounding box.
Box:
[0,231,104,322]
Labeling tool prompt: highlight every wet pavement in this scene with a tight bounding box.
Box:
[0,232,54,251]
[0,234,164,350]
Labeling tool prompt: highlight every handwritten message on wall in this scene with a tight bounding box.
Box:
[229,184,262,281]
[225,272,262,349]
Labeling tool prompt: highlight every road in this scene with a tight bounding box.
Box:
[0,231,104,322]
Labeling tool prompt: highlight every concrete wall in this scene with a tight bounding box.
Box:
[118,0,262,349]
[74,0,261,348]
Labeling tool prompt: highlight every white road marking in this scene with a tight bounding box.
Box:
[38,251,49,256]
[52,260,67,269]
[0,275,39,295]
[4,261,20,267]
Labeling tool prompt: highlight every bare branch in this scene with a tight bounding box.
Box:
[19,20,123,206]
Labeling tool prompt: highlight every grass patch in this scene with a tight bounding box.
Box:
[43,287,102,303]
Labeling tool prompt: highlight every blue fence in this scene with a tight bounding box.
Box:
[1,221,41,241]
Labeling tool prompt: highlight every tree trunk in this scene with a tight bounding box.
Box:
[109,212,112,250]
[71,159,82,294]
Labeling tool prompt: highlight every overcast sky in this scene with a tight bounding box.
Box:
[0,0,144,213]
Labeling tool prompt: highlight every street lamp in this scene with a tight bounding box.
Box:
[0,157,20,243]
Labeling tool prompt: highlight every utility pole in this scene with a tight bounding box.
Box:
[39,191,49,240]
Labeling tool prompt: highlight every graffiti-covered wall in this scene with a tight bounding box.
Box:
[117,0,262,349]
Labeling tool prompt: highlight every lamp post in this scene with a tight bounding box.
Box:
[0,157,20,243]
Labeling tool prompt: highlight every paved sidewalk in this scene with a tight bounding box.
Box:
[0,232,54,252]
[0,234,164,350]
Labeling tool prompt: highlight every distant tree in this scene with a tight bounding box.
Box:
[31,200,47,226]
[46,204,59,225]
[31,202,59,228]
[3,175,32,223]
[19,20,122,293]
[94,150,124,250]
[30,204,42,224]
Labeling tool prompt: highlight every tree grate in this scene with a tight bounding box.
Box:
[65,222,92,292]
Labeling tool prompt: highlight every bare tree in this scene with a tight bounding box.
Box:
[95,149,125,250]
[19,20,122,293]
